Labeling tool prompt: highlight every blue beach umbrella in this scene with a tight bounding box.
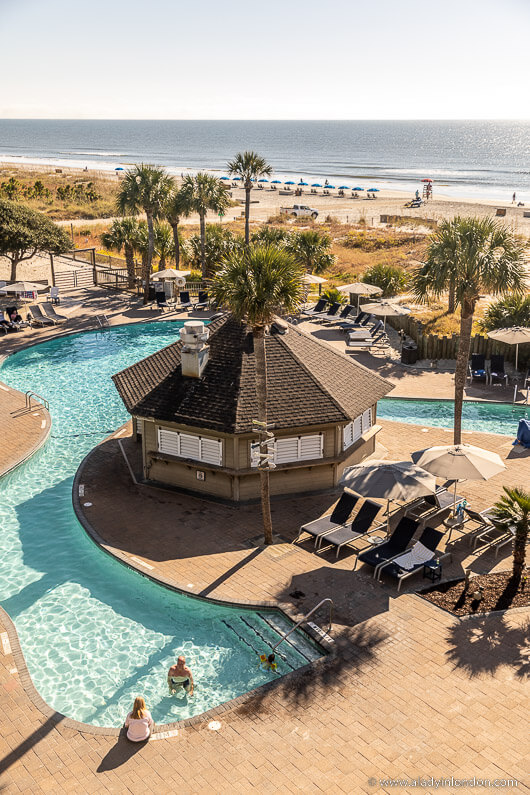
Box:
[220,176,230,180]
[299,181,308,186]
[339,185,350,190]
[368,187,380,192]
[285,180,295,185]
[232,176,242,181]
[326,185,336,190]
[271,179,281,184]
[258,178,269,182]
[353,186,364,191]
[311,183,322,187]
[115,167,124,171]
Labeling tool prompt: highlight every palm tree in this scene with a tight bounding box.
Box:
[285,229,335,274]
[182,173,230,278]
[411,217,527,444]
[153,222,175,271]
[227,151,272,245]
[165,183,194,268]
[491,486,530,585]
[116,164,173,303]
[251,226,289,246]
[210,245,305,545]
[101,217,140,287]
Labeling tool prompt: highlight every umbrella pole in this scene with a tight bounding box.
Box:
[453,480,457,518]
[515,343,519,373]
[387,498,391,537]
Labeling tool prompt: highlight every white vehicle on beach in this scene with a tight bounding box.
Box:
[279,205,319,219]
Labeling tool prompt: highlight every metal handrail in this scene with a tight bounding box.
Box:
[271,598,333,653]
[25,390,49,411]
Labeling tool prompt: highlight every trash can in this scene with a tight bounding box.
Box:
[401,344,418,365]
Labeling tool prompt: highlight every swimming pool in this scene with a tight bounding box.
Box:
[378,397,528,437]
[0,323,321,728]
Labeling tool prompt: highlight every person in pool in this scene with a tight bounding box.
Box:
[168,655,194,696]
[259,653,278,672]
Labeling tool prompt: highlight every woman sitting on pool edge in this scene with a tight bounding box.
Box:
[124,697,154,742]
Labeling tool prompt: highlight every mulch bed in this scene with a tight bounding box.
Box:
[420,569,530,616]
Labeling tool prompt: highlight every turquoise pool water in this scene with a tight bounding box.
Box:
[378,397,528,437]
[0,323,319,728]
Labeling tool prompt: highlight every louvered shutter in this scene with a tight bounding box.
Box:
[179,433,201,461]
[200,437,222,466]
[353,415,362,442]
[274,437,300,464]
[362,408,372,433]
[343,422,354,450]
[299,434,323,460]
[158,428,180,456]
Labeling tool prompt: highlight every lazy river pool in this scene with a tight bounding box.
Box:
[0,322,320,728]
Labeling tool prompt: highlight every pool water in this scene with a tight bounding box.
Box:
[0,323,320,728]
[378,397,529,437]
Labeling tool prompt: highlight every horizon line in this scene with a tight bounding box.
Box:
[0,117,529,123]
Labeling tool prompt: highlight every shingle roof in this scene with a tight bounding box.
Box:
[112,314,393,434]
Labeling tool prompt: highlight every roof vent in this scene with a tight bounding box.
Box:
[180,321,209,378]
[270,319,288,335]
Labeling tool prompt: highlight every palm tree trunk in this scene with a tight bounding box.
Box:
[9,257,19,282]
[244,185,251,246]
[512,523,527,582]
[253,326,273,546]
[448,279,455,314]
[199,212,206,278]
[124,244,135,288]
[171,221,180,268]
[454,300,474,445]
[143,214,155,304]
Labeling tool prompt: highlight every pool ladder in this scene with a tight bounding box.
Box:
[11,390,49,417]
[271,598,333,654]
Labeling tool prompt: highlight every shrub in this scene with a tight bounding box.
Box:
[362,263,409,296]
[479,294,530,332]
[322,287,347,305]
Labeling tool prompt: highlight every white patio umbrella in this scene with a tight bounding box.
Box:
[152,268,191,280]
[3,281,47,293]
[360,301,411,329]
[411,443,506,516]
[302,273,327,295]
[337,282,382,309]
[340,459,436,534]
[487,326,530,372]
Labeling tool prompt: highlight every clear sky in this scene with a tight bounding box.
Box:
[1,0,529,119]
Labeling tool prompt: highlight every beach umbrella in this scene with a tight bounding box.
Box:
[421,178,433,183]
[352,187,364,191]
[220,176,230,180]
[487,326,530,371]
[258,178,269,183]
[360,300,410,328]
[340,460,435,534]
[271,180,282,184]
[232,176,242,181]
[311,183,323,188]
[4,281,47,293]
[285,180,295,185]
[339,185,350,190]
[326,185,336,190]
[337,282,382,309]
[115,167,124,171]
[411,444,505,516]
[299,181,308,186]
[367,188,380,192]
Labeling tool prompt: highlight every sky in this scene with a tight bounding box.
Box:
[0,0,529,119]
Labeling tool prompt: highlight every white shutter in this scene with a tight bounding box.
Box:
[200,437,222,466]
[343,422,354,450]
[275,437,299,464]
[158,428,180,456]
[250,441,260,468]
[362,408,372,433]
[299,434,323,460]
[179,433,201,461]
[353,415,362,442]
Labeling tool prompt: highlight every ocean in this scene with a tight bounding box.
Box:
[0,119,529,201]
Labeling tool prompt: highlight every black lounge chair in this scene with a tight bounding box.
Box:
[331,304,355,323]
[347,331,388,351]
[469,353,487,383]
[405,485,463,522]
[177,290,192,310]
[42,303,67,323]
[28,305,54,326]
[195,290,209,309]
[155,291,170,311]
[295,491,360,546]
[315,301,341,320]
[301,298,328,317]
[355,516,419,572]
[489,354,508,386]
[376,526,446,591]
[318,499,383,558]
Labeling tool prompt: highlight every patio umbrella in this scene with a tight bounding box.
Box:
[340,460,436,534]
[3,281,47,293]
[337,282,382,309]
[360,300,410,328]
[412,443,505,517]
[487,326,530,371]
[302,274,327,284]
[152,268,190,280]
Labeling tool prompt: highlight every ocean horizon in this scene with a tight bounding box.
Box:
[0,119,529,202]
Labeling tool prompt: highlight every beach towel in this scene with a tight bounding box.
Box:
[391,542,434,571]
[513,418,530,449]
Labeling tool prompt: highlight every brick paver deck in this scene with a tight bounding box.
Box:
[0,383,50,478]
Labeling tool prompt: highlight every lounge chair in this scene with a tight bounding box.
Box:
[300,298,328,317]
[28,305,54,327]
[155,291,170,311]
[339,311,373,331]
[376,527,446,591]
[50,286,60,304]
[405,485,463,522]
[347,331,389,351]
[177,290,192,310]
[469,353,487,383]
[295,491,360,546]
[348,320,384,341]
[317,499,383,558]
[462,507,497,545]
[42,303,67,323]
[194,290,209,310]
[330,304,355,323]
[489,354,508,386]
[355,516,419,572]
[314,302,341,321]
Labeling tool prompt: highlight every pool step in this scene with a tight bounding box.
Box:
[221,618,295,670]
[258,612,323,662]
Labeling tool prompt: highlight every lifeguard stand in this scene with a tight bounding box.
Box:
[422,179,433,200]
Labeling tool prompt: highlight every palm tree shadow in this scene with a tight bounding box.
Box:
[235,623,387,717]
[446,614,530,679]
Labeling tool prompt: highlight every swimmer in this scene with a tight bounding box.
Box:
[168,655,194,696]
[259,653,278,672]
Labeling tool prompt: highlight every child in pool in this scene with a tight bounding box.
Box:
[259,653,278,672]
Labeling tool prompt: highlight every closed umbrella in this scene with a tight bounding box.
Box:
[337,282,382,309]
[487,326,530,372]
[340,459,436,534]
[361,300,410,328]
[411,443,505,516]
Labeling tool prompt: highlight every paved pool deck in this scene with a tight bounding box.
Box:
[0,383,50,479]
